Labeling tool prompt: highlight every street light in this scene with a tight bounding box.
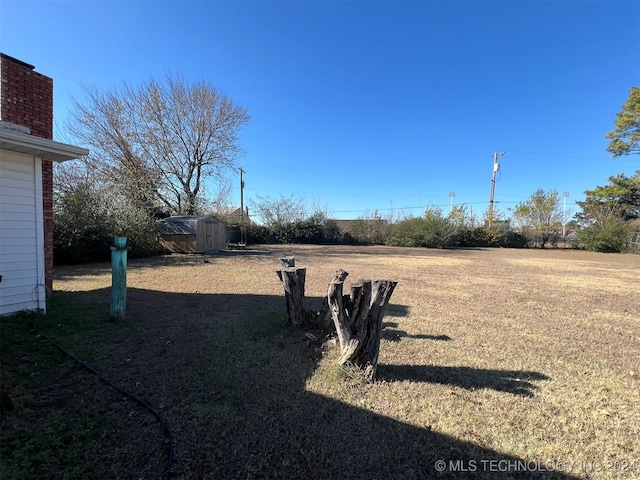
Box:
[449,191,456,213]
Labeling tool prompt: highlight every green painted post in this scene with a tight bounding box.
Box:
[110,236,128,321]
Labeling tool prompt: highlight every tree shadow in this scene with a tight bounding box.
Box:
[303,298,411,324]
[282,245,490,257]
[53,248,276,280]
[39,287,575,480]
[379,365,549,397]
[382,322,452,342]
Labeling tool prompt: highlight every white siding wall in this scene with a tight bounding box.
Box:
[0,150,45,315]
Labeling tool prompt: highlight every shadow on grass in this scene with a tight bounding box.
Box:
[52,248,276,280]
[379,365,549,397]
[13,287,575,480]
[382,322,452,342]
[275,245,491,258]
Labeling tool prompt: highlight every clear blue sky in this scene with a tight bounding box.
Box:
[1,0,639,220]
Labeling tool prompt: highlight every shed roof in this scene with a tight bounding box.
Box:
[156,215,223,235]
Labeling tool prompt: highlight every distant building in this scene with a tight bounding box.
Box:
[226,206,250,224]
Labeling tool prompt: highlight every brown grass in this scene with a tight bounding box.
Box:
[3,245,639,479]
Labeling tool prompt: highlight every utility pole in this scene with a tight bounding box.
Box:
[239,167,245,223]
[239,167,246,246]
[562,192,569,239]
[488,151,505,229]
[449,191,456,213]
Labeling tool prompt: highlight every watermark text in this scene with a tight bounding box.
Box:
[434,458,639,475]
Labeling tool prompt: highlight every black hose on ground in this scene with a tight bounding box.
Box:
[35,330,175,480]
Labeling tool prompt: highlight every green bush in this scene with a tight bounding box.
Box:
[53,188,115,263]
[54,187,161,264]
[385,208,454,248]
[577,218,635,252]
[499,231,529,248]
[348,217,389,245]
[245,214,341,245]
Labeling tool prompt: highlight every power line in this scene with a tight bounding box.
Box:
[330,200,497,215]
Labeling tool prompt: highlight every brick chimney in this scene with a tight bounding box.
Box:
[1,53,56,290]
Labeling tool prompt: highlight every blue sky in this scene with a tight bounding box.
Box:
[1,0,639,220]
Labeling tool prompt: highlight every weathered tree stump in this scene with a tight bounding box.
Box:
[276,260,398,382]
[327,269,397,382]
[276,257,309,326]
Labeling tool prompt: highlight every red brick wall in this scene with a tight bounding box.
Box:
[1,54,55,290]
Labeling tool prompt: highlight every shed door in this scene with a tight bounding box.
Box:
[204,221,219,251]
[0,150,45,315]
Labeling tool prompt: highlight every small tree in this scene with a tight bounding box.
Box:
[575,174,639,253]
[606,87,640,158]
[577,206,634,252]
[512,189,563,247]
[576,171,640,222]
[448,204,476,229]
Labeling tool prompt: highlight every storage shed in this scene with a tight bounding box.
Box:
[156,215,227,253]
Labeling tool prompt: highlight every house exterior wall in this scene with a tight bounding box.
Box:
[0,150,46,315]
[0,54,55,292]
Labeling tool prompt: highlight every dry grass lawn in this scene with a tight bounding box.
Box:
[2,245,639,479]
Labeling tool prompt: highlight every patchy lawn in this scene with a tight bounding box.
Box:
[1,245,639,479]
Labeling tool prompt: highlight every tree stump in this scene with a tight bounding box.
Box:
[276,260,398,381]
[276,257,309,326]
[327,269,397,383]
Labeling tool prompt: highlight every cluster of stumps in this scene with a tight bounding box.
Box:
[276,257,397,383]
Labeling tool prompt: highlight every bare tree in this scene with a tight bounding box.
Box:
[201,176,234,216]
[67,73,250,215]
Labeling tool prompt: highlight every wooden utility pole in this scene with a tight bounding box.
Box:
[239,167,246,245]
[563,192,569,239]
[488,151,505,229]
[239,167,245,222]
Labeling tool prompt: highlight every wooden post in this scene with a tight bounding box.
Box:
[110,236,128,321]
[276,257,309,326]
[327,269,397,382]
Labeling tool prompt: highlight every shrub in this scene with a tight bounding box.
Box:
[578,217,635,252]
[499,231,529,248]
[54,187,161,264]
[54,188,116,263]
[245,214,341,245]
[349,215,389,245]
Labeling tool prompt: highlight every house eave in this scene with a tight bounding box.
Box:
[0,128,88,162]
